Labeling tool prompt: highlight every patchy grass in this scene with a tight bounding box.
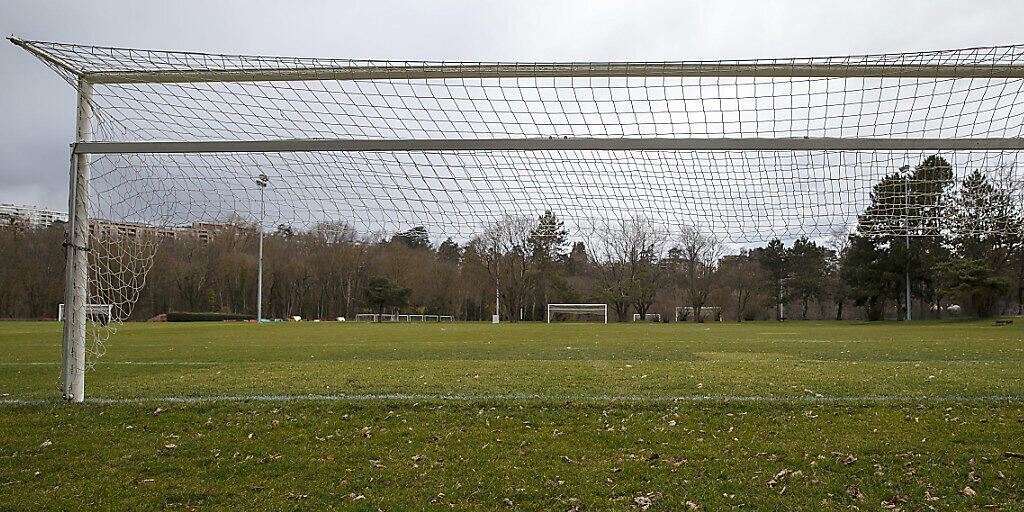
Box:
[1,320,1023,510]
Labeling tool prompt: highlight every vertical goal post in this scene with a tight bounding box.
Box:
[59,77,93,402]
[11,37,1024,401]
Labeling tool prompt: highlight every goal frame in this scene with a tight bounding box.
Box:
[633,313,662,322]
[547,303,608,324]
[675,306,723,323]
[23,37,1024,402]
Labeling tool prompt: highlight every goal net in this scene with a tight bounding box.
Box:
[547,304,608,323]
[12,37,1024,399]
[633,313,662,322]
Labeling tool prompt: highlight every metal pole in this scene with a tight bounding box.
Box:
[255,174,268,323]
[257,191,264,323]
[904,167,912,322]
[62,78,92,402]
[778,280,784,322]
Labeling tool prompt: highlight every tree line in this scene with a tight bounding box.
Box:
[1,156,1022,321]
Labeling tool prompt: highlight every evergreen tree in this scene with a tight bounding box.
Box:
[437,237,461,262]
[392,226,430,249]
[942,170,1024,315]
[949,170,1023,270]
[757,239,788,321]
[787,237,830,320]
[527,210,568,320]
[842,156,955,319]
[934,259,1009,317]
[360,276,411,321]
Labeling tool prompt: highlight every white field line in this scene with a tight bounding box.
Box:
[14,338,1017,349]
[0,361,221,366]
[0,359,1016,366]
[1,393,1021,406]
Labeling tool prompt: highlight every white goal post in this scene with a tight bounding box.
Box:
[547,304,608,324]
[355,313,397,322]
[12,37,1024,401]
[396,314,454,322]
[633,313,661,322]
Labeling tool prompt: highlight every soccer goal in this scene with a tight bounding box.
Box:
[547,304,608,323]
[396,314,451,322]
[675,306,723,323]
[632,313,662,322]
[355,313,397,322]
[12,37,1024,400]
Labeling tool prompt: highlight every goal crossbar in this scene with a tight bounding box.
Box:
[12,38,1024,84]
[72,137,1024,154]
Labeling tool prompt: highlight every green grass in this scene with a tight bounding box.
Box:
[1,320,1023,510]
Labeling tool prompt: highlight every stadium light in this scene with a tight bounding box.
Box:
[900,165,911,322]
[254,173,270,323]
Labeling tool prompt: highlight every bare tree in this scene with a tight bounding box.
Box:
[718,251,763,322]
[673,227,723,322]
[475,216,536,322]
[590,217,667,321]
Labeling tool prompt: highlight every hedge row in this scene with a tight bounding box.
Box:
[166,312,255,322]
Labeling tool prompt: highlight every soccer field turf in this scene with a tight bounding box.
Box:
[1,320,1023,510]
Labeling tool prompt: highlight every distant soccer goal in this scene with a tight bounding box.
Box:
[355,313,397,322]
[547,304,608,324]
[675,306,723,323]
[633,313,662,322]
[397,314,454,322]
[14,36,1024,400]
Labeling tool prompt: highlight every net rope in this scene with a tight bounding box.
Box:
[11,39,1024,373]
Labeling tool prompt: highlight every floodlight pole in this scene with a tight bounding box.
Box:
[255,174,269,323]
[902,165,912,322]
[61,78,92,402]
[779,282,784,322]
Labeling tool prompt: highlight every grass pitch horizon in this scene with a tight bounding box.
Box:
[1,319,1023,510]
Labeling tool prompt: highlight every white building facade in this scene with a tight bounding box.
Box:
[0,203,68,228]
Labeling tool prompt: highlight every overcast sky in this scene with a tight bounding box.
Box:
[3,0,1024,211]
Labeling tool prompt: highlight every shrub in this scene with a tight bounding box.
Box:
[166,312,254,322]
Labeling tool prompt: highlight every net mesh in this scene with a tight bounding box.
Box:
[11,38,1024,370]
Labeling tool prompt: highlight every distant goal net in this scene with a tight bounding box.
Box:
[633,313,662,322]
[12,37,1024,399]
[547,304,608,323]
[675,306,723,323]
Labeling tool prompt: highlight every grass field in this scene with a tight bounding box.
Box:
[1,320,1023,510]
